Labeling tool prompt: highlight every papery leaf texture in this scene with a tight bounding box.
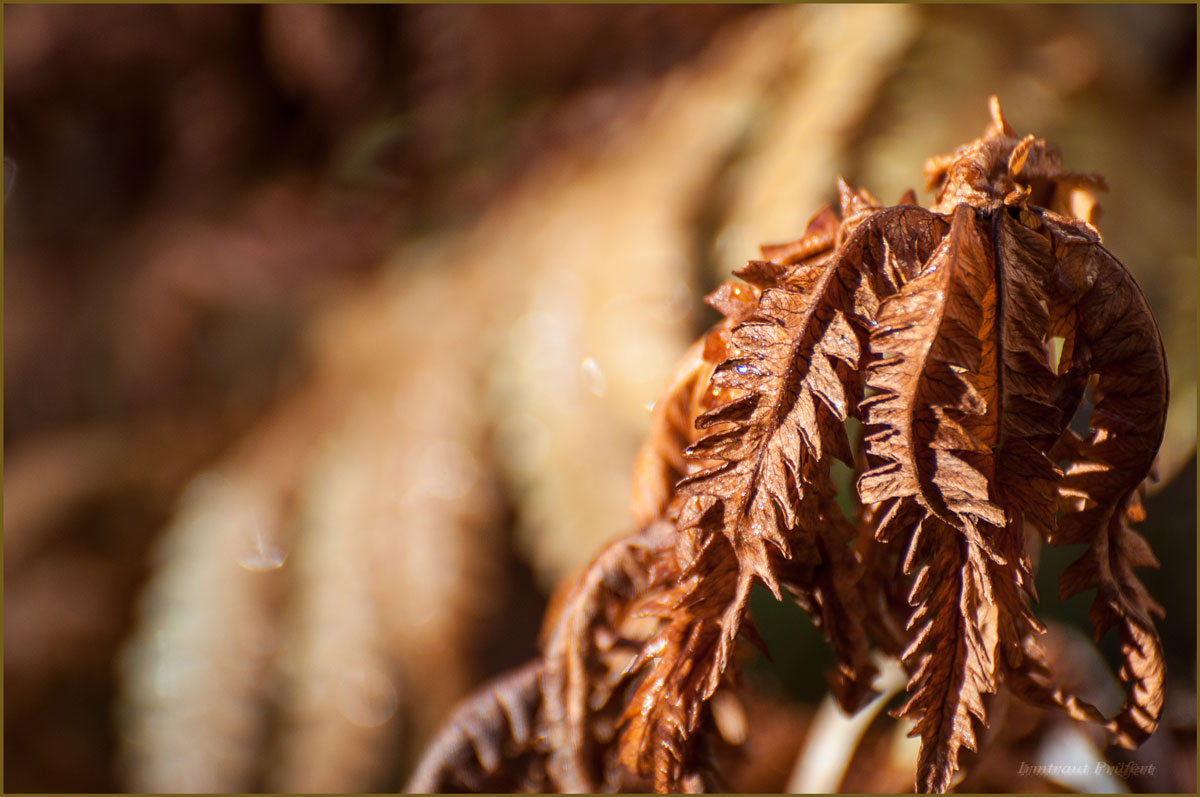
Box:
[409,96,1169,794]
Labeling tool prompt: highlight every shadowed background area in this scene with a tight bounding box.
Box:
[3,4,1195,793]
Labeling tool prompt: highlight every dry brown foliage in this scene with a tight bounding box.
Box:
[408,98,1168,794]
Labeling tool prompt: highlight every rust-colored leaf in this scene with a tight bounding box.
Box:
[409,97,1169,795]
[405,660,548,794]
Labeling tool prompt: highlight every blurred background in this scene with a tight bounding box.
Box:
[3,4,1195,793]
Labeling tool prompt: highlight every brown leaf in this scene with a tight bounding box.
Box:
[858,203,1011,792]
[630,339,721,531]
[539,521,674,792]
[616,539,743,792]
[894,520,999,795]
[404,660,548,794]
[1047,226,1169,749]
[858,205,1006,544]
[409,97,1169,797]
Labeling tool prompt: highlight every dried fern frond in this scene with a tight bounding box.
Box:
[405,660,549,793]
[412,97,1168,795]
